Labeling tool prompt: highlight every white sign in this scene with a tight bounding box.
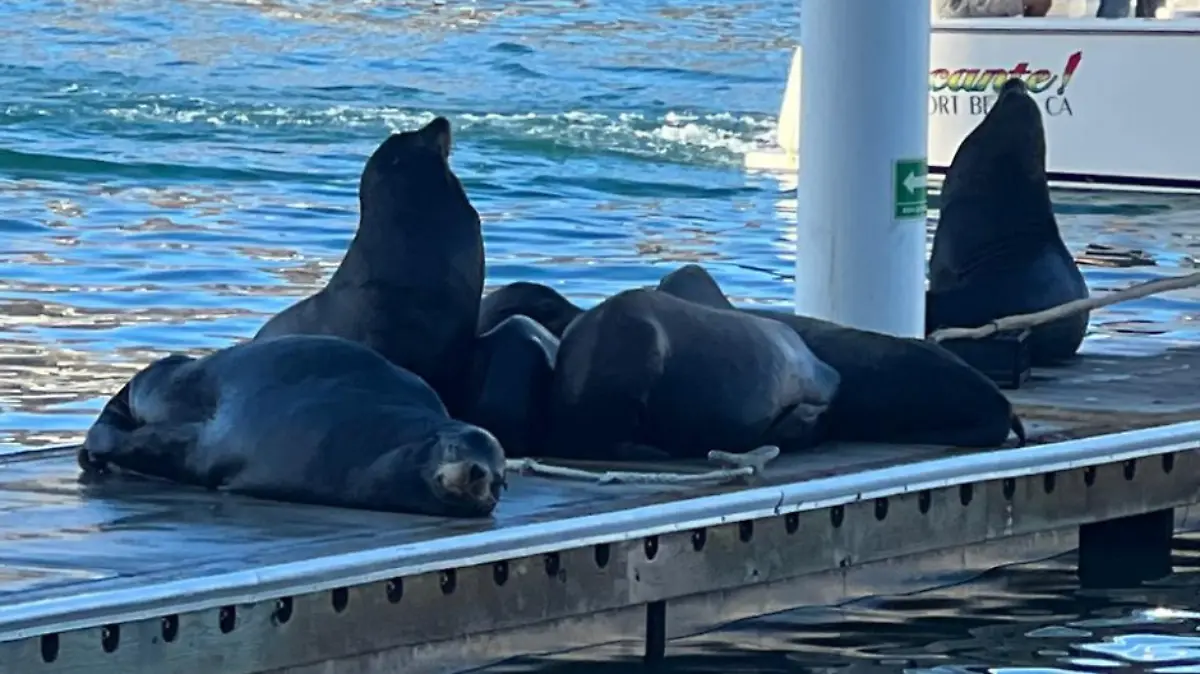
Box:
[747,21,1200,190]
[928,23,1200,185]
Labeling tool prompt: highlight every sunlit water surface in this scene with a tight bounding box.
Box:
[3,1,1200,671]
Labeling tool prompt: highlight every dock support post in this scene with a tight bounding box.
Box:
[644,600,667,665]
[1078,509,1175,589]
[792,0,930,337]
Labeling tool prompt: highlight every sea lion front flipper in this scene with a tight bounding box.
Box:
[79,382,139,474]
[84,422,205,487]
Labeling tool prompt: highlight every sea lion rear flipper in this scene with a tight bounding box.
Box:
[1010,413,1027,447]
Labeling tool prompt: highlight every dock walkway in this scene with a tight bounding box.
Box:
[2,346,1200,673]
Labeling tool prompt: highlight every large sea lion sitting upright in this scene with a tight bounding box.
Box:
[657,264,1024,448]
[545,287,841,461]
[78,334,507,518]
[926,77,1089,366]
[255,117,484,416]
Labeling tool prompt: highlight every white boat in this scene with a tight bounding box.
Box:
[745,2,1200,194]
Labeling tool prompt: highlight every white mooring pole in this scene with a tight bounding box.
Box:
[792,0,930,338]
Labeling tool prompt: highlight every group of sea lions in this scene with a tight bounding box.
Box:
[76,77,1090,519]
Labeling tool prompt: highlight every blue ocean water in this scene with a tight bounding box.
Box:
[3,1,1200,670]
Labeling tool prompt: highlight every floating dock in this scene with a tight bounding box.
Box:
[1,346,1199,673]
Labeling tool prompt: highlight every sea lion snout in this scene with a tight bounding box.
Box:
[431,424,507,514]
[435,460,493,492]
[1000,77,1028,96]
[433,460,503,511]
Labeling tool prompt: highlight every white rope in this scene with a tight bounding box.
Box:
[505,445,780,485]
[928,271,1200,343]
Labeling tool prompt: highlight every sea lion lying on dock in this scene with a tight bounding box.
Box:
[255,117,485,417]
[657,264,1025,448]
[926,77,1089,366]
[78,334,507,518]
[545,287,841,461]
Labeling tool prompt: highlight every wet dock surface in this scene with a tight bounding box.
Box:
[1012,345,1200,441]
[2,346,1198,611]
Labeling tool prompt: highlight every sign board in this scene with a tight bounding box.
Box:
[893,158,928,219]
[927,23,1200,185]
[747,22,1200,189]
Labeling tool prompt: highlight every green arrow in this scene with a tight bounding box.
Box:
[903,170,927,195]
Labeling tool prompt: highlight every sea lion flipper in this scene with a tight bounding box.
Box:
[1010,413,1027,447]
[90,422,203,486]
[79,381,139,474]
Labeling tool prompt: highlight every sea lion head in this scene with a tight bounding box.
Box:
[937,74,1056,249]
[655,263,734,309]
[478,282,583,337]
[425,423,507,518]
[942,75,1047,200]
[358,116,478,224]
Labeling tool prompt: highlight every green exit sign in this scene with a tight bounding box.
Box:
[893,158,928,220]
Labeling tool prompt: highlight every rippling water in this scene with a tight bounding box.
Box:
[4,0,1200,448]
[4,1,1200,670]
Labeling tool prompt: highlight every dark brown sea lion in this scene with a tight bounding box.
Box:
[545,287,841,461]
[926,77,1089,366]
[657,264,1025,448]
[255,117,484,416]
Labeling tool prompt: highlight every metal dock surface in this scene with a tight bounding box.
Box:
[3,346,1200,673]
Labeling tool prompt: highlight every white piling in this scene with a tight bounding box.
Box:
[792,0,931,338]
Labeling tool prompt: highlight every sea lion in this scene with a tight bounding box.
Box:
[478,281,582,338]
[545,287,841,461]
[255,117,484,416]
[656,263,732,307]
[926,77,1089,366]
[462,314,559,458]
[657,264,1025,448]
[78,334,506,518]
